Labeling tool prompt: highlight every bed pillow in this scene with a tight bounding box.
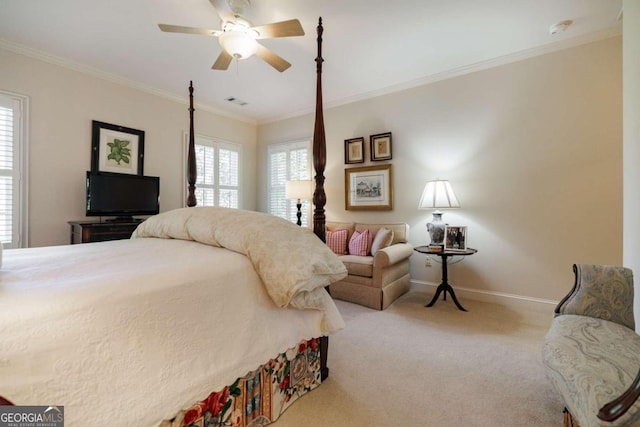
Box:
[326,229,348,255]
[371,227,394,255]
[348,229,371,256]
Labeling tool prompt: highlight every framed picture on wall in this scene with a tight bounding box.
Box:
[345,164,393,210]
[91,120,145,175]
[370,132,392,161]
[345,137,365,164]
[444,226,467,251]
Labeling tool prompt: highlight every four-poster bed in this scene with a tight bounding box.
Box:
[0,17,338,427]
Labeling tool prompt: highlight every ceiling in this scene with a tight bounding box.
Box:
[0,0,623,124]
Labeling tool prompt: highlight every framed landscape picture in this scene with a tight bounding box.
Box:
[345,164,393,210]
[91,120,145,175]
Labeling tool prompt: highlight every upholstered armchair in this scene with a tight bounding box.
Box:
[543,264,640,427]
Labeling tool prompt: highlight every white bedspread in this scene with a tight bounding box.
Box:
[0,208,346,426]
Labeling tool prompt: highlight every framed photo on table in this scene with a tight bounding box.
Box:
[345,164,392,210]
[91,120,145,175]
[444,226,467,251]
[370,132,392,161]
[345,137,365,164]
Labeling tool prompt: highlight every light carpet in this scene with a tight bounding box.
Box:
[273,290,564,426]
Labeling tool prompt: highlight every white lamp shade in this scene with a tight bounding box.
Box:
[285,180,313,200]
[418,179,460,209]
[219,31,258,59]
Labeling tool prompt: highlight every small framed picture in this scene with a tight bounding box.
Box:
[444,226,467,251]
[91,120,145,175]
[345,137,365,164]
[370,132,392,161]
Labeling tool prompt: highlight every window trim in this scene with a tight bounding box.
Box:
[182,132,242,209]
[0,90,29,248]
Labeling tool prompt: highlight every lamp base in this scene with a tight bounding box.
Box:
[295,201,302,227]
[426,211,446,246]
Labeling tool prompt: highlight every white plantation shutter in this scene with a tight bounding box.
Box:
[185,134,241,208]
[218,147,239,208]
[0,92,27,248]
[195,143,215,206]
[269,150,287,218]
[267,140,311,226]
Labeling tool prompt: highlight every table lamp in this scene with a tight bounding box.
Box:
[418,179,460,246]
[285,179,313,226]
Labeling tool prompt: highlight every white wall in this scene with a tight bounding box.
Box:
[0,48,257,247]
[258,37,622,303]
[623,1,640,324]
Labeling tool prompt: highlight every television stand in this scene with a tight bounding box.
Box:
[105,216,143,223]
[68,220,142,244]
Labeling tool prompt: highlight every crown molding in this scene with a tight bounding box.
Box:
[258,26,622,125]
[0,38,257,125]
[0,25,620,128]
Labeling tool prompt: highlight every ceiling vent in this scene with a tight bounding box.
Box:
[225,96,248,106]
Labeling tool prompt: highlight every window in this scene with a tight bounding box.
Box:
[267,140,311,226]
[184,133,241,208]
[0,91,28,248]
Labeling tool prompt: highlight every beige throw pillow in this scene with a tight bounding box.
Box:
[371,227,394,254]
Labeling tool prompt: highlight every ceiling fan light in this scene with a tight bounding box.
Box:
[219,31,257,59]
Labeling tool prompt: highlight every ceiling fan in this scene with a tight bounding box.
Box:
[158,0,305,72]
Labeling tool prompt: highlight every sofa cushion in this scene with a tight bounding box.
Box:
[542,314,640,426]
[355,223,408,244]
[339,255,373,278]
[349,229,371,256]
[371,227,393,254]
[327,221,356,242]
[326,229,348,255]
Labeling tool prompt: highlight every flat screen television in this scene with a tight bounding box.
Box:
[86,171,160,221]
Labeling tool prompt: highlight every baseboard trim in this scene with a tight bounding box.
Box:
[410,279,558,315]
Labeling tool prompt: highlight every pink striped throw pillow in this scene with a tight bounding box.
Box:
[348,229,371,256]
[326,229,348,255]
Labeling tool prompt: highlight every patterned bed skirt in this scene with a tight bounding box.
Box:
[160,338,322,427]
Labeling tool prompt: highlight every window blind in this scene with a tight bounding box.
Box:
[267,140,311,226]
[0,96,18,247]
[187,134,241,208]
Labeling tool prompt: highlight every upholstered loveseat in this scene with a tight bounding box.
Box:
[325,221,413,310]
[542,264,640,427]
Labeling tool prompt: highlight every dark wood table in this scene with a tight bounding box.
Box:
[414,246,477,311]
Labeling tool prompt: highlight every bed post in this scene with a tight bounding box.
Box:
[312,18,326,244]
[311,17,330,383]
[187,81,197,207]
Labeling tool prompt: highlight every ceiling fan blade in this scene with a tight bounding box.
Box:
[251,19,305,39]
[158,24,220,36]
[212,50,233,70]
[209,0,237,25]
[255,43,291,72]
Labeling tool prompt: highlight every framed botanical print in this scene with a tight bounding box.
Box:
[91,120,145,175]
